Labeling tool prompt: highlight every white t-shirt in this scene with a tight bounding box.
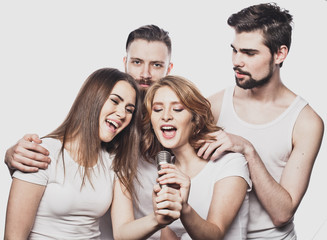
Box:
[13,138,115,240]
[168,152,251,240]
[99,158,159,240]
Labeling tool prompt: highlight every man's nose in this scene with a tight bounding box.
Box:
[140,65,151,79]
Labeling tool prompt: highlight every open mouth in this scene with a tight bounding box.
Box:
[106,119,119,130]
[161,126,177,138]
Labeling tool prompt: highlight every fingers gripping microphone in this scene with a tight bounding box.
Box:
[156,150,172,188]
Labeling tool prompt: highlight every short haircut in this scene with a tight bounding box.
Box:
[126,24,172,55]
[228,3,293,67]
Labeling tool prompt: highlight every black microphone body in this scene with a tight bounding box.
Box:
[156,150,172,188]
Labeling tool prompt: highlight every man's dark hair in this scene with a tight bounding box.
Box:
[126,24,172,55]
[228,3,293,67]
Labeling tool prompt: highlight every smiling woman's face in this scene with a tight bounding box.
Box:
[99,80,136,143]
[150,86,193,150]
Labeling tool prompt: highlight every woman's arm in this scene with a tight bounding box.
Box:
[111,178,182,240]
[160,227,180,240]
[158,164,248,240]
[5,178,46,240]
[181,176,248,240]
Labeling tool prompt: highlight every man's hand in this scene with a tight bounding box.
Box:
[5,134,51,174]
[197,130,251,161]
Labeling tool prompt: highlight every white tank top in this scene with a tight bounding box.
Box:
[218,86,307,239]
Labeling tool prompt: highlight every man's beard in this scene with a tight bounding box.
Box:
[234,59,274,90]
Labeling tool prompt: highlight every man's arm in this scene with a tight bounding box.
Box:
[5,134,51,175]
[244,105,324,226]
[198,105,324,226]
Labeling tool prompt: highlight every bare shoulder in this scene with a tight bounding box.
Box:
[294,104,324,145]
[208,89,226,124]
[298,105,324,130]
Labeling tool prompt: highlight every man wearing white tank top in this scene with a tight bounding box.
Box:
[198,3,324,239]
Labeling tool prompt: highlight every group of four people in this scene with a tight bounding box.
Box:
[4,3,324,240]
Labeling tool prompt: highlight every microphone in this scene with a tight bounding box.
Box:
[156,150,172,188]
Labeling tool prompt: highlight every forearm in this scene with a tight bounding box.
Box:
[244,147,295,226]
[180,204,223,240]
[113,213,163,240]
[160,227,179,240]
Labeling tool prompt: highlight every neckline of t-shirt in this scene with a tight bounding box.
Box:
[230,88,301,129]
[62,147,105,170]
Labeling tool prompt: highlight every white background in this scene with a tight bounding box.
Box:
[1,0,326,239]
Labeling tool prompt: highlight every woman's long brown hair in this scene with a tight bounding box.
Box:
[44,68,141,197]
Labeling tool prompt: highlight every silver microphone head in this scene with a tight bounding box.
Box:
[156,150,172,170]
[156,150,172,188]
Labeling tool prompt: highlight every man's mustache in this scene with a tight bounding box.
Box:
[136,78,154,86]
[233,67,251,77]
